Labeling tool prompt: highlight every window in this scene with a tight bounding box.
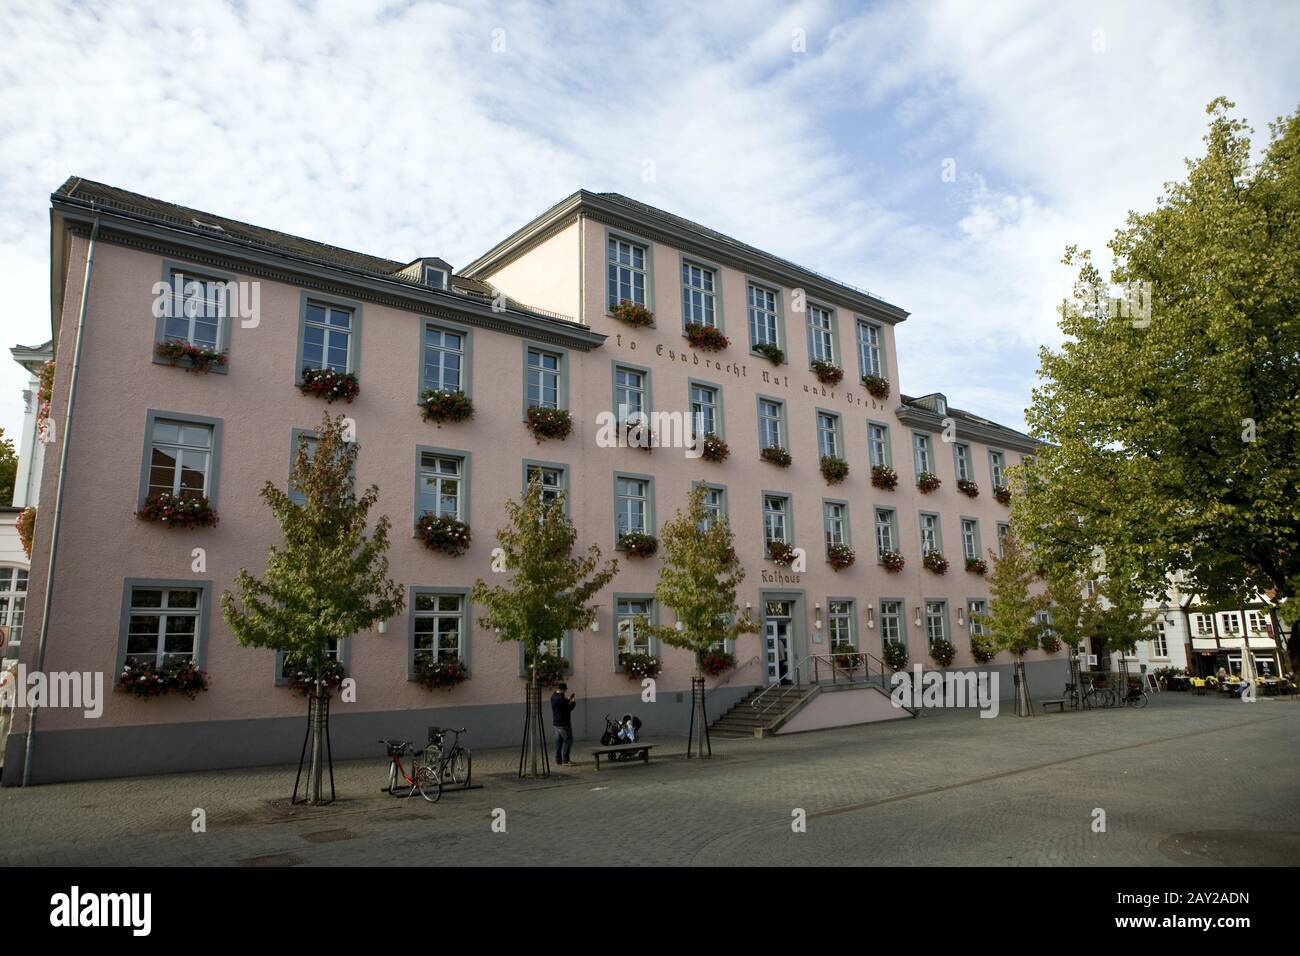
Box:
[806,304,835,363]
[961,519,980,561]
[423,265,448,289]
[1219,613,1241,635]
[828,600,854,648]
[616,598,652,660]
[954,443,972,482]
[608,237,647,309]
[413,592,464,665]
[919,513,941,554]
[615,476,650,538]
[817,412,841,459]
[868,423,891,468]
[124,586,202,666]
[763,495,790,546]
[1150,620,1168,658]
[925,600,947,645]
[698,485,726,530]
[525,463,566,505]
[681,262,717,328]
[614,365,647,424]
[527,347,562,409]
[1245,610,1268,635]
[996,523,1010,558]
[989,450,1006,487]
[279,638,341,683]
[857,320,883,378]
[160,269,225,350]
[824,501,848,549]
[418,452,464,519]
[0,567,28,648]
[748,284,779,348]
[913,433,933,474]
[875,508,896,555]
[1193,613,1214,636]
[968,599,988,637]
[147,418,214,499]
[758,399,785,450]
[301,301,354,374]
[880,600,904,644]
[423,325,465,395]
[690,383,720,436]
[287,430,320,506]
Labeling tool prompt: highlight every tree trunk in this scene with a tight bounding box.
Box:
[308,677,327,805]
[518,651,550,779]
[687,672,712,758]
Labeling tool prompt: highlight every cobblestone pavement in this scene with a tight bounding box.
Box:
[1,694,1296,866]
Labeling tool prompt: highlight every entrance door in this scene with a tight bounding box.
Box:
[764,602,793,683]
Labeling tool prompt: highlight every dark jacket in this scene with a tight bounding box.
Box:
[550,691,576,728]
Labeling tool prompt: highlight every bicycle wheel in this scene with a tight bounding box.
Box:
[416,764,442,803]
[387,761,398,795]
[449,748,472,787]
[1134,691,1148,709]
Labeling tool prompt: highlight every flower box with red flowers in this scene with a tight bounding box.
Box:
[878,549,905,572]
[753,342,785,365]
[760,446,792,467]
[414,655,469,690]
[993,484,1012,505]
[155,339,228,373]
[610,299,654,327]
[861,374,890,399]
[965,557,988,575]
[287,657,347,696]
[700,432,729,462]
[831,642,863,671]
[417,513,472,556]
[16,506,35,559]
[970,636,997,664]
[117,658,209,699]
[820,455,849,484]
[621,653,662,681]
[137,492,219,529]
[684,323,729,351]
[882,640,909,671]
[619,532,659,558]
[929,638,956,667]
[525,405,572,441]
[956,478,980,498]
[699,650,736,677]
[811,360,844,385]
[827,543,856,571]
[767,541,797,565]
[298,367,360,403]
[419,389,474,424]
[871,465,898,490]
[916,472,941,493]
[923,550,949,574]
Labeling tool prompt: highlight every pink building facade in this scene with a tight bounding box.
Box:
[6,181,1063,783]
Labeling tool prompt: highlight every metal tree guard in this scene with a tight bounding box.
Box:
[1069,651,1082,710]
[291,689,336,805]
[518,683,551,779]
[1013,659,1035,717]
[686,676,712,758]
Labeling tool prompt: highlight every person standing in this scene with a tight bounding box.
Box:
[551,682,577,765]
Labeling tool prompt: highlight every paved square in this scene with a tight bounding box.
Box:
[1,693,1296,866]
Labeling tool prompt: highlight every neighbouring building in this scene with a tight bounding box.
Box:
[5,180,1065,784]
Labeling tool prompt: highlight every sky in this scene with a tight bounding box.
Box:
[1,0,1298,456]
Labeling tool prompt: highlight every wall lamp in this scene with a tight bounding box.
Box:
[865,603,875,629]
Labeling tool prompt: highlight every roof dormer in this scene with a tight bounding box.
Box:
[396,257,454,290]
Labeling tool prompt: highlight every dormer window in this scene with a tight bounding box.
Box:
[934,397,946,415]
[423,266,448,289]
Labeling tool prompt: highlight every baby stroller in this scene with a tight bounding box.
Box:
[600,713,644,758]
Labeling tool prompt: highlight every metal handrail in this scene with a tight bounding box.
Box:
[751,649,891,718]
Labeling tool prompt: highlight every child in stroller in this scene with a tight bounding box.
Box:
[600,713,644,756]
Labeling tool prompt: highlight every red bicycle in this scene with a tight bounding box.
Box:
[379,738,441,802]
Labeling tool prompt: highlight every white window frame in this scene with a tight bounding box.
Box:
[413,592,464,664]
[608,237,648,310]
[124,586,202,667]
[748,284,779,348]
[681,261,717,328]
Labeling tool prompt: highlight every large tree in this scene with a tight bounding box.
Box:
[222,413,405,804]
[643,485,758,755]
[1017,99,1300,614]
[471,477,618,777]
[0,428,17,506]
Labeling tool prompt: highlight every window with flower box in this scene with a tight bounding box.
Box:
[524,462,567,508]
[154,264,233,370]
[748,283,780,350]
[875,508,897,555]
[968,599,988,637]
[614,363,649,426]
[139,411,221,508]
[681,261,717,328]
[828,600,855,648]
[118,581,208,669]
[764,494,791,547]
[608,236,648,310]
[880,599,904,644]
[616,597,654,662]
[919,513,942,554]
[689,381,721,437]
[925,600,948,645]
[989,450,1006,488]
[806,304,836,364]
[961,518,980,561]
[817,411,842,460]
[614,474,654,544]
[417,451,467,524]
[758,398,785,451]
[422,323,468,396]
[1193,613,1214,636]
[954,443,972,482]
[411,590,468,671]
[695,482,727,530]
[526,346,563,410]
[1245,610,1268,635]
[298,298,357,377]
[0,566,27,650]
[823,500,849,549]
[868,422,891,467]
[857,320,884,378]
[913,433,934,475]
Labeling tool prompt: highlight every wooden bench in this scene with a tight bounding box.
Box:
[1041,698,1068,713]
[590,743,654,771]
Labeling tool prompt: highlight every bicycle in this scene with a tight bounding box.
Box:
[427,726,472,789]
[1081,680,1114,710]
[379,738,442,802]
[1119,685,1149,708]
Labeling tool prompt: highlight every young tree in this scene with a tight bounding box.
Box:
[981,533,1047,715]
[643,485,758,756]
[471,477,618,778]
[1018,100,1300,613]
[1090,578,1158,687]
[222,413,405,804]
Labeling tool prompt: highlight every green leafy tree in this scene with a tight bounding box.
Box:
[980,533,1047,715]
[1090,578,1158,664]
[222,413,405,804]
[1017,99,1300,611]
[471,478,618,776]
[1045,566,1100,654]
[0,428,17,506]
